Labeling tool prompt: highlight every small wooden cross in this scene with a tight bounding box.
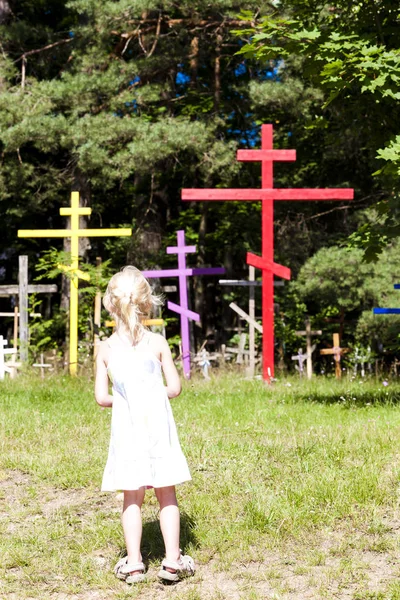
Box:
[291,348,306,376]
[320,333,349,378]
[295,318,322,379]
[33,352,52,378]
[198,348,211,379]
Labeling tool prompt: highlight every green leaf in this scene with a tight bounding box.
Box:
[288,28,321,41]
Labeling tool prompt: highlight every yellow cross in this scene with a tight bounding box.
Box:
[57,264,91,282]
[105,319,164,328]
[18,191,132,375]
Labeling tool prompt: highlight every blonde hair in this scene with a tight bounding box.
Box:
[103,266,162,342]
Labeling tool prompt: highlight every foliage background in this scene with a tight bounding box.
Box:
[0,0,399,370]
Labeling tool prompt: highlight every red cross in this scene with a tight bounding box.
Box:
[182,124,354,382]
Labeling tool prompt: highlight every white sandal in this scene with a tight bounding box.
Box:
[114,556,146,584]
[157,554,195,582]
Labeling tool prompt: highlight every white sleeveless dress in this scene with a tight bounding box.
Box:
[101,335,191,491]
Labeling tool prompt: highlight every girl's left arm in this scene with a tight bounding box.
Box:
[95,342,113,408]
[159,336,182,399]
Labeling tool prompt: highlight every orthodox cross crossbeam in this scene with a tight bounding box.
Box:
[142,229,225,379]
[229,301,263,334]
[182,123,354,381]
[18,191,132,375]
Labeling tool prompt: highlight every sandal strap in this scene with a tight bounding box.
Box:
[114,556,128,575]
[120,561,145,574]
[161,558,180,571]
[162,555,195,573]
[180,554,195,573]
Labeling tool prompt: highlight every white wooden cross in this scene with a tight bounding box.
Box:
[0,256,57,362]
[0,307,41,349]
[229,300,263,373]
[5,354,22,378]
[295,318,322,379]
[0,336,8,380]
[33,352,52,378]
[352,346,372,378]
[229,301,263,333]
[220,266,282,377]
[0,336,21,380]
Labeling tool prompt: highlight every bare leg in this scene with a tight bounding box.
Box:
[122,488,146,573]
[155,486,180,563]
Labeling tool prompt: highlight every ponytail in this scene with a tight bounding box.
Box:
[104,266,162,343]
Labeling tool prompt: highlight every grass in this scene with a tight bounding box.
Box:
[1,373,400,599]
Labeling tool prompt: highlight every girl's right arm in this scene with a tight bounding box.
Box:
[95,342,113,408]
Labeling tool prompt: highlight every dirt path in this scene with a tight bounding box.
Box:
[1,469,399,600]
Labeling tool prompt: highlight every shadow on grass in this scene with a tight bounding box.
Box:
[282,380,400,407]
[116,511,198,562]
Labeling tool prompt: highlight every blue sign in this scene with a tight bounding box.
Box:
[373,285,400,315]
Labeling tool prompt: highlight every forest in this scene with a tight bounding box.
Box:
[0,0,399,373]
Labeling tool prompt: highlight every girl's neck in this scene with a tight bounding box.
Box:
[116,328,144,347]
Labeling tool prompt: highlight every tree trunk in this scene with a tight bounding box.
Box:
[0,0,11,23]
[214,32,222,111]
[0,0,11,91]
[190,36,199,87]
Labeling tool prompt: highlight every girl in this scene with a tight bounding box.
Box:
[95,266,195,584]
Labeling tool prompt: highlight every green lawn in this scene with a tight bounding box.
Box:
[1,374,400,599]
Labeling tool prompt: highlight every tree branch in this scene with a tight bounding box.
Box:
[304,194,385,221]
[17,38,73,89]
[16,37,73,63]
[115,17,254,26]
[112,17,255,39]
[147,12,162,58]
[138,30,147,55]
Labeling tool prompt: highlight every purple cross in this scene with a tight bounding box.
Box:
[142,230,225,378]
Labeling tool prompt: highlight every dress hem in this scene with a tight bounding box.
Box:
[101,475,192,492]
